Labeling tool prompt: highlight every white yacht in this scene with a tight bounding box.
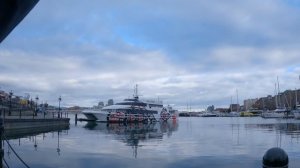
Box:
[82,86,176,122]
[292,88,300,119]
[293,104,300,119]
[261,108,286,118]
[261,77,288,119]
[228,111,240,117]
[201,111,218,117]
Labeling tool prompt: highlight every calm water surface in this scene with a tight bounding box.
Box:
[4,115,300,168]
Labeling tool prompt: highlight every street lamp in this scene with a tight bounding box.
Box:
[8,90,13,116]
[58,96,61,118]
[35,96,39,116]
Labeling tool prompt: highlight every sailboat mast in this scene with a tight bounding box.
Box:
[296,88,298,106]
[262,98,265,110]
[236,89,239,112]
[275,83,278,108]
[277,76,281,108]
[230,96,233,112]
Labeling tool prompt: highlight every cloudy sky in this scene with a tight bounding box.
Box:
[1,0,300,110]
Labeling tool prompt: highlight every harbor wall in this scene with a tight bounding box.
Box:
[3,118,69,130]
[4,123,69,140]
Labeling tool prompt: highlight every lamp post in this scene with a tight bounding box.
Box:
[8,90,13,116]
[58,96,61,118]
[35,96,39,116]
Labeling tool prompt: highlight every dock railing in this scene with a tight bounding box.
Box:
[0,107,69,120]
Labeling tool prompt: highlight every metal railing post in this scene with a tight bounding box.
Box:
[0,119,3,168]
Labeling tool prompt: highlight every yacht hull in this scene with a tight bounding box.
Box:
[82,110,173,123]
[293,110,300,119]
[261,112,285,118]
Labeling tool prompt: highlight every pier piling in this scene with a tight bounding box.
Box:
[0,120,3,168]
[75,114,77,126]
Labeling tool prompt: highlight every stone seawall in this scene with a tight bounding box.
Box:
[3,118,70,130]
[2,118,70,139]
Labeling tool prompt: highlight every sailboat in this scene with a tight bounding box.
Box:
[262,77,287,118]
[228,89,240,117]
[292,89,300,119]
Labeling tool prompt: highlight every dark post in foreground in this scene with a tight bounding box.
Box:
[0,119,3,168]
[263,147,288,168]
[75,113,77,125]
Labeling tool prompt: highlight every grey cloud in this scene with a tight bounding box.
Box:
[1,0,300,109]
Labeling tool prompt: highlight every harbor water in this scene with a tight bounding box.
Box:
[4,115,300,168]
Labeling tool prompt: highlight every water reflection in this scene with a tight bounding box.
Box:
[238,120,300,148]
[2,125,69,168]
[84,121,179,158]
[57,131,61,156]
[4,124,69,140]
[244,121,300,136]
[5,118,300,168]
[34,135,37,151]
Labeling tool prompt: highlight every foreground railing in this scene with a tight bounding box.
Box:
[0,108,69,119]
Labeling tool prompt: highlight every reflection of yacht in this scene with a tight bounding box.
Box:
[84,120,178,137]
[84,120,178,158]
[82,85,178,122]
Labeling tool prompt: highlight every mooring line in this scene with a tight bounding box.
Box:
[3,157,10,168]
[3,133,30,168]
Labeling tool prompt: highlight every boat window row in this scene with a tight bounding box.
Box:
[116,102,147,106]
[104,108,158,114]
[148,104,163,108]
